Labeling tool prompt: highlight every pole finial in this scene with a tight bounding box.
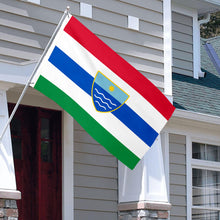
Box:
[66,6,70,17]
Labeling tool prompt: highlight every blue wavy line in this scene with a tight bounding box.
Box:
[95,100,106,110]
[94,94,112,109]
[95,88,117,106]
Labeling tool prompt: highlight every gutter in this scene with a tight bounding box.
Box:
[198,13,211,25]
[173,108,220,125]
[203,0,220,6]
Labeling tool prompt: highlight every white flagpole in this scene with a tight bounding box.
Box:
[0,7,71,142]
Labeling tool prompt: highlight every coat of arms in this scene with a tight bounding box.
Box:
[91,71,129,112]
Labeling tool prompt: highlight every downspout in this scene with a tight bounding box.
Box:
[198,13,211,77]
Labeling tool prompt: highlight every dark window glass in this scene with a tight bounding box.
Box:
[192,142,220,162]
[41,141,52,162]
[41,118,50,139]
[40,118,52,162]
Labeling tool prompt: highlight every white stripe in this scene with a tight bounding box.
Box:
[54,31,167,133]
[35,61,150,159]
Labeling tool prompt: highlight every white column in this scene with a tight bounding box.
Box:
[0,84,16,190]
[119,135,168,203]
[163,0,172,97]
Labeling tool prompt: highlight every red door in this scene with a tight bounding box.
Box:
[9,104,62,220]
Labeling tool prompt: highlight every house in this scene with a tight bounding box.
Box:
[0,0,220,220]
[168,35,220,219]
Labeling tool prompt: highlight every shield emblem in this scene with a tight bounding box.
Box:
[91,71,129,113]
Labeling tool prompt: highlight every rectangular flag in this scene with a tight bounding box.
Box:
[31,13,175,169]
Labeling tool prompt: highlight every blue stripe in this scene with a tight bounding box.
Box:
[49,46,158,147]
[48,46,93,95]
[112,105,158,146]
[94,83,158,146]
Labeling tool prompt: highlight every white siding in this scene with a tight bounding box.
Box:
[169,134,187,220]
[172,12,193,77]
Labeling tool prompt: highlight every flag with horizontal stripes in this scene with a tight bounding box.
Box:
[31,14,175,169]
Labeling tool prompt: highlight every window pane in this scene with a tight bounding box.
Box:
[192,209,220,220]
[41,118,50,139]
[207,144,220,162]
[193,168,220,208]
[41,141,52,162]
[192,142,205,160]
[192,142,220,162]
[193,169,206,206]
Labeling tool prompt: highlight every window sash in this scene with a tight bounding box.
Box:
[191,142,220,219]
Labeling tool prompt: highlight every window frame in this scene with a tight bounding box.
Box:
[188,139,220,220]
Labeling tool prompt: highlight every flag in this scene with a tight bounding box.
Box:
[31,14,175,169]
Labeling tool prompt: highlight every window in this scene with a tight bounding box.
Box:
[191,142,220,219]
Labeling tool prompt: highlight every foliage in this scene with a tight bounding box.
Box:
[200,11,220,38]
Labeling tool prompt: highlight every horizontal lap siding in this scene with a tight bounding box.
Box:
[2,1,164,219]
[169,134,187,220]
[1,0,164,90]
[74,120,118,220]
[172,12,193,77]
[0,0,60,62]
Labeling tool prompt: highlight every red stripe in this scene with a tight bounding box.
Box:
[64,16,175,120]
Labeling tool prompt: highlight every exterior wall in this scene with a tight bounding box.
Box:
[172,11,193,77]
[166,113,220,220]
[169,134,187,220]
[1,0,165,219]
[74,121,118,220]
[0,0,164,90]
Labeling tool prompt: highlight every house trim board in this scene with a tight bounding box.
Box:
[186,135,192,220]
[62,111,74,220]
[163,0,173,96]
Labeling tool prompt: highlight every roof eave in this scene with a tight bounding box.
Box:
[172,0,220,16]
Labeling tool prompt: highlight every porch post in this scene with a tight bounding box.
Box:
[0,83,21,220]
[118,136,171,219]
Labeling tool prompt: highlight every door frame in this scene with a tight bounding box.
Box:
[62,111,74,220]
[7,90,74,220]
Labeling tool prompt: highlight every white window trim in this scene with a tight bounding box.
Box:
[172,3,201,79]
[186,135,192,220]
[187,137,220,220]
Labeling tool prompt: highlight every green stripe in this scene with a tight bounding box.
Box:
[34,75,140,169]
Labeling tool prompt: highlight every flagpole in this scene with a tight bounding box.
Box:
[0,7,71,142]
